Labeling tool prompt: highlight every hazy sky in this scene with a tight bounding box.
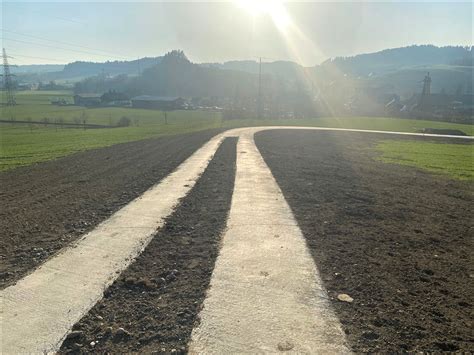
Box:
[1,1,472,65]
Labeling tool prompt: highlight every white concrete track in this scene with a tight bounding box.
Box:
[1,126,471,354]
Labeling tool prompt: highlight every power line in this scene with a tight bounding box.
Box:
[1,28,130,59]
[1,37,131,60]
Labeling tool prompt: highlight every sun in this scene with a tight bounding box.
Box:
[235,0,291,31]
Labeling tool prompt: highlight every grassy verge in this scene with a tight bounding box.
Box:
[375,140,473,181]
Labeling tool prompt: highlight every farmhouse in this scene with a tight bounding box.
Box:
[131,95,185,110]
[73,94,101,107]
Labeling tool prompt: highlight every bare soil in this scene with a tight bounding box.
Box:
[59,137,237,354]
[256,131,474,353]
[255,130,473,352]
[4,128,472,353]
[0,129,222,289]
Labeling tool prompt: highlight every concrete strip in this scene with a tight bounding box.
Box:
[0,134,227,354]
[189,129,350,354]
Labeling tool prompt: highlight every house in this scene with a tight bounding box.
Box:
[131,95,186,110]
[73,94,101,107]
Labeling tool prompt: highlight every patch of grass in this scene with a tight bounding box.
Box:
[375,140,474,181]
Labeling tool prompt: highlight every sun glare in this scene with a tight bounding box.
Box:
[235,0,291,31]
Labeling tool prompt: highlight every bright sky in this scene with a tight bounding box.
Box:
[1,1,472,65]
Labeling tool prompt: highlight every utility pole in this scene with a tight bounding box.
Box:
[1,48,17,106]
[257,57,262,119]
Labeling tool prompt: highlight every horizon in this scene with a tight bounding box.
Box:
[2,1,472,66]
[8,43,474,68]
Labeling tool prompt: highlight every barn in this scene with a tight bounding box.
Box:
[131,95,185,110]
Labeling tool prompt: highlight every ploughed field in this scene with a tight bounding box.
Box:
[1,128,472,353]
[0,129,222,288]
[256,130,473,352]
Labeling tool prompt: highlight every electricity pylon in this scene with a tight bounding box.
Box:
[1,48,17,106]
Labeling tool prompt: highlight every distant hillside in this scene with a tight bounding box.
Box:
[198,45,473,98]
[201,60,305,81]
[17,45,473,109]
[11,64,64,74]
[201,46,473,80]
[16,45,472,90]
[62,57,162,77]
[75,50,261,98]
[320,45,473,76]
[369,65,473,97]
[309,45,473,99]
[16,57,163,83]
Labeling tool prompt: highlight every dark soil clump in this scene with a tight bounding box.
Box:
[256,130,473,352]
[59,137,237,354]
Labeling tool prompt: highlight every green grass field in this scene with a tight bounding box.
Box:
[376,140,473,181]
[1,90,473,171]
[0,90,222,126]
[0,91,225,170]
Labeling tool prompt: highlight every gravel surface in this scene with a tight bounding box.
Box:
[256,130,473,353]
[0,129,222,288]
[59,137,237,354]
